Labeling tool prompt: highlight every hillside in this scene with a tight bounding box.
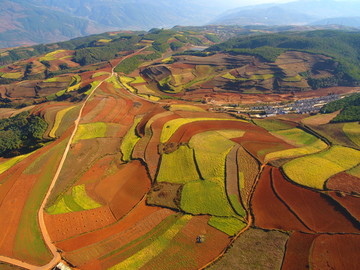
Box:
[0,27,359,270]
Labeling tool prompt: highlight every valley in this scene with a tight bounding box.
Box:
[0,27,359,270]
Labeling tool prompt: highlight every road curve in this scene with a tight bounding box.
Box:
[0,48,145,269]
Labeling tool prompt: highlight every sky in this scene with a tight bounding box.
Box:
[222,0,360,7]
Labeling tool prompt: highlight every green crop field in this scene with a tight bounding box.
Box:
[1,72,23,79]
[272,128,318,146]
[189,131,243,180]
[73,122,107,142]
[264,139,327,162]
[14,140,67,265]
[208,216,246,236]
[47,184,101,214]
[49,106,76,138]
[84,81,101,95]
[348,164,360,178]
[0,152,33,176]
[169,104,205,112]
[160,118,246,143]
[181,180,236,217]
[343,122,360,147]
[253,119,293,131]
[39,49,67,61]
[92,71,110,78]
[283,145,360,189]
[157,145,199,184]
[121,117,142,162]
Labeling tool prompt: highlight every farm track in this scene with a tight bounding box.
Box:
[0,48,149,270]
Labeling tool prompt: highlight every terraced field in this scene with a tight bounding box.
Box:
[0,32,359,270]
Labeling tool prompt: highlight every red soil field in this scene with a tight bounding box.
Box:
[310,234,360,270]
[271,168,359,233]
[55,201,164,252]
[281,232,318,270]
[251,166,311,232]
[326,172,360,195]
[136,106,166,136]
[68,209,175,269]
[167,120,256,144]
[327,191,360,222]
[141,215,231,270]
[108,161,151,220]
[233,131,294,162]
[0,175,37,257]
[44,206,116,243]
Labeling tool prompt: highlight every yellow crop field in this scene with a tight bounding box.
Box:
[73,122,107,142]
[49,106,76,138]
[92,71,110,78]
[343,122,360,146]
[272,128,318,146]
[0,152,33,175]
[208,216,246,236]
[283,146,360,189]
[160,118,246,143]
[2,72,23,79]
[39,49,67,61]
[169,104,205,112]
[157,145,199,184]
[264,139,327,162]
[120,117,142,162]
[109,215,191,270]
[46,185,101,214]
[189,131,244,180]
[181,180,236,217]
[348,164,360,178]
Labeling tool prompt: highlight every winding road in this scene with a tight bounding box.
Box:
[0,48,145,270]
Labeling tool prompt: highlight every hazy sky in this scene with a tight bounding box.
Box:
[223,0,360,7]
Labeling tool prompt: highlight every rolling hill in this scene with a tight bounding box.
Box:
[0,25,359,270]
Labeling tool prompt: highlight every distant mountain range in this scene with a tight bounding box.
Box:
[1,0,360,49]
[212,0,360,27]
[0,0,235,48]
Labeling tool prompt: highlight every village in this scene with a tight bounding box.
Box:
[213,94,341,117]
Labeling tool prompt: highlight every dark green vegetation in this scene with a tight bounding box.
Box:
[0,111,48,157]
[208,30,360,86]
[321,93,360,122]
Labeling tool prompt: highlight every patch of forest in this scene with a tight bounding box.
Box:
[321,92,360,122]
[0,111,48,157]
[208,30,360,85]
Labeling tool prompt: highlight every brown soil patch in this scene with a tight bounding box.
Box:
[272,168,359,233]
[167,120,255,144]
[44,206,116,243]
[146,182,182,210]
[310,234,360,270]
[251,166,311,232]
[326,172,360,195]
[106,160,151,220]
[281,232,318,270]
[327,191,360,223]
[208,228,288,270]
[301,111,340,126]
